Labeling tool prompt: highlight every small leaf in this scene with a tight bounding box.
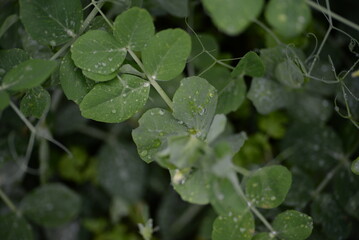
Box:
[245,165,292,208]
[2,59,57,91]
[97,143,146,202]
[19,0,83,46]
[203,67,247,114]
[0,91,10,111]
[207,114,227,143]
[0,48,29,82]
[21,183,81,227]
[170,169,209,204]
[71,30,126,74]
[247,77,289,114]
[232,51,264,78]
[59,54,95,104]
[275,60,304,88]
[273,210,313,240]
[265,0,311,38]
[352,157,359,175]
[173,76,218,139]
[0,213,34,240]
[82,69,118,82]
[202,0,264,35]
[0,14,19,39]
[132,108,187,163]
[153,0,189,17]
[80,75,150,123]
[212,211,254,240]
[113,7,154,51]
[20,86,51,118]
[142,29,191,81]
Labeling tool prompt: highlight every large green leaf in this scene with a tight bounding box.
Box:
[173,76,218,139]
[247,77,289,114]
[19,0,83,46]
[245,165,292,208]
[265,0,311,38]
[21,183,81,227]
[142,29,191,81]
[113,7,154,51]
[80,75,150,123]
[273,210,313,240]
[71,30,126,74]
[212,211,254,240]
[97,143,146,202]
[82,69,118,82]
[59,54,95,104]
[202,0,264,35]
[0,48,29,82]
[153,0,189,17]
[132,108,188,163]
[170,169,209,204]
[20,86,51,118]
[2,59,57,91]
[0,213,34,240]
[231,51,264,78]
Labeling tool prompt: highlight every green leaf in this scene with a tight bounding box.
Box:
[132,108,187,163]
[142,29,191,81]
[275,60,304,88]
[113,7,154,51]
[2,59,57,91]
[19,0,83,46]
[0,14,19,39]
[258,111,289,139]
[207,114,227,143]
[190,33,219,70]
[246,165,292,208]
[252,233,276,240]
[80,75,150,123]
[71,30,127,74]
[265,0,311,38]
[212,211,254,240]
[0,48,29,82]
[173,76,218,139]
[209,177,248,216]
[232,51,265,78]
[352,157,359,175]
[202,0,264,35]
[21,183,81,227]
[247,77,289,114]
[0,213,34,240]
[153,0,189,17]
[0,91,10,111]
[20,86,51,118]
[82,69,118,82]
[203,67,247,114]
[170,169,209,204]
[273,210,313,240]
[60,54,95,104]
[97,143,146,202]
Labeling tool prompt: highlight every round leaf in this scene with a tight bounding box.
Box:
[212,211,254,240]
[79,75,150,123]
[142,29,191,81]
[21,183,81,227]
[273,210,313,240]
[0,213,34,240]
[202,0,264,35]
[59,54,95,104]
[2,59,57,91]
[232,51,265,78]
[20,86,51,118]
[113,7,154,51]
[173,76,218,139]
[246,165,292,208]
[265,0,311,38]
[71,30,126,74]
[19,0,82,46]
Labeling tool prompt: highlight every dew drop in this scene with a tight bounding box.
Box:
[140,150,148,157]
[144,82,150,87]
[112,109,117,113]
[159,109,164,115]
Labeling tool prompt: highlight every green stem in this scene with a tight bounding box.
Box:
[311,163,342,200]
[49,1,105,61]
[0,188,20,215]
[233,165,251,176]
[127,49,174,110]
[253,19,281,45]
[306,0,359,32]
[170,205,203,234]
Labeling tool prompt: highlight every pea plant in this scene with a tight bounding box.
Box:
[0,0,358,240]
